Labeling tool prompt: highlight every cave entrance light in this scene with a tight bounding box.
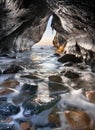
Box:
[36,16,56,46]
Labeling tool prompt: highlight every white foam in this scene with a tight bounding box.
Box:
[57,89,95,120]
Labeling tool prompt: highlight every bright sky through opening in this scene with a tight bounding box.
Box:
[37,16,56,46]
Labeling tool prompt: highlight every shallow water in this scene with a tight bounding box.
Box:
[0,45,95,130]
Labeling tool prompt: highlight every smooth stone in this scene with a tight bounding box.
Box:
[48,75,62,83]
[48,75,69,93]
[3,64,24,74]
[21,74,42,82]
[58,54,82,63]
[0,103,20,117]
[64,70,80,79]
[22,95,60,116]
[0,79,19,88]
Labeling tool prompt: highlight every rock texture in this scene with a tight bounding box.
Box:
[49,0,95,57]
[0,0,95,56]
[0,0,51,52]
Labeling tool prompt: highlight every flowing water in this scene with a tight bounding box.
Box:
[0,45,95,130]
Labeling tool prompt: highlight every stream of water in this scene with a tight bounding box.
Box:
[0,45,95,130]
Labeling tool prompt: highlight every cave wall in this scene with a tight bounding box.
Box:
[0,0,51,52]
[47,0,95,54]
[0,0,95,54]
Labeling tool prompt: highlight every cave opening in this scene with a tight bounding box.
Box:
[35,16,56,46]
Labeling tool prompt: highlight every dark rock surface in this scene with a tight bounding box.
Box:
[0,0,51,52]
[0,103,20,117]
[49,0,95,53]
[0,0,95,56]
[64,70,80,79]
[58,54,82,63]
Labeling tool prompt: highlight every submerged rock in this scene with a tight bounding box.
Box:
[22,95,60,117]
[58,54,82,63]
[21,83,38,95]
[3,64,24,74]
[0,79,19,88]
[0,103,20,117]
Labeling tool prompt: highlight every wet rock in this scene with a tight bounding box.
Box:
[58,54,82,63]
[64,70,80,79]
[0,79,19,88]
[0,103,20,117]
[21,84,38,95]
[3,64,24,74]
[48,107,60,128]
[12,84,38,105]
[48,75,68,93]
[21,74,42,82]
[22,95,60,117]
[48,75,62,83]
